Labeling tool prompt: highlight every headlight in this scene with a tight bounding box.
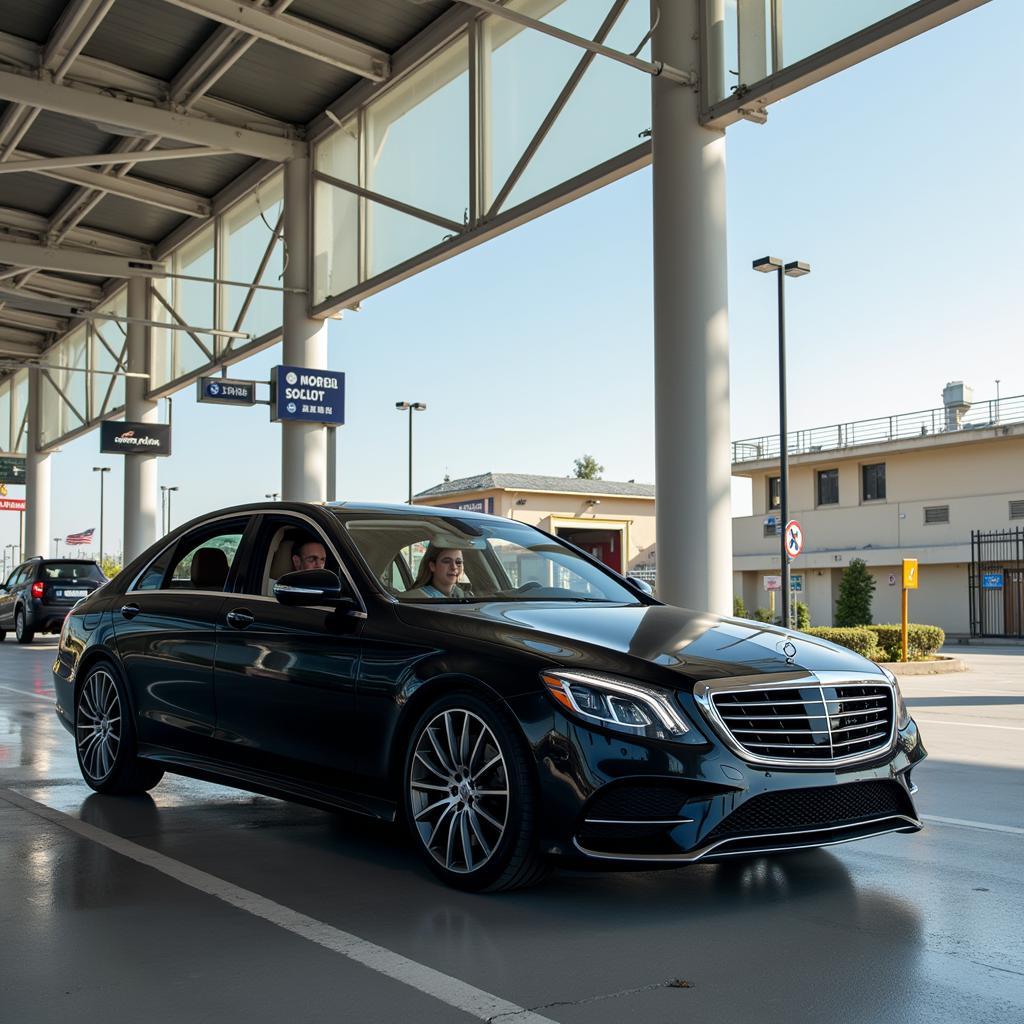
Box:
[881,666,911,729]
[542,670,701,742]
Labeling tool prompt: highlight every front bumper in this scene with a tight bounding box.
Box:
[511,693,926,865]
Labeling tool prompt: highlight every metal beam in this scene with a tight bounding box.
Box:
[0,307,66,332]
[0,337,44,358]
[160,0,391,81]
[12,151,212,217]
[12,275,103,302]
[0,238,166,278]
[0,69,304,162]
[0,206,153,258]
[0,147,233,174]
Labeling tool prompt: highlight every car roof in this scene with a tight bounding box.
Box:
[178,500,504,522]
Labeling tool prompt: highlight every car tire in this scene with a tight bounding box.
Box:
[14,608,34,644]
[75,660,164,795]
[402,691,551,892]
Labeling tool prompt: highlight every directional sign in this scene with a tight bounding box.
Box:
[982,572,1003,590]
[271,365,345,425]
[0,497,25,512]
[785,520,803,559]
[791,573,803,592]
[902,558,919,590]
[197,376,256,406]
[0,455,26,485]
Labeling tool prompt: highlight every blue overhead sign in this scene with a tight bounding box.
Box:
[982,573,1004,590]
[271,365,345,425]
[197,376,256,406]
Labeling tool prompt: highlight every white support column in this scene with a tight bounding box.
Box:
[281,154,328,502]
[122,276,158,561]
[650,0,732,614]
[24,368,51,559]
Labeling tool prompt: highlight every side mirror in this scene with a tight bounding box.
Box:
[627,576,654,596]
[274,568,348,606]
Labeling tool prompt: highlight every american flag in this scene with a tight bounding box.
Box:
[66,528,95,546]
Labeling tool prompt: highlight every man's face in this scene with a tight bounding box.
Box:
[292,542,327,571]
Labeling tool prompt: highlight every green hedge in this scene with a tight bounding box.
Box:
[866,624,945,661]
[803,627,879,659]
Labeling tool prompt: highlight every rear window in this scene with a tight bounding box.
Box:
[41,562,104,582]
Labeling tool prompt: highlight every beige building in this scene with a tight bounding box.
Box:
[415,473,656,580]
[731,384,1024,634]
[415,387,1024,635]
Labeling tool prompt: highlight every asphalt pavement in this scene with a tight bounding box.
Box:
[1,642,1021,1024]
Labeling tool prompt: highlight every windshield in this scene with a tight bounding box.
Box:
[42,561,104,582]
[337,512,641,605]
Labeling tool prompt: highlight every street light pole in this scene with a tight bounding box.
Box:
[753,257,811,630]
[92,466,111,567]
[395,402,427,504]
[166,486,179,532]
[53,537,60,557]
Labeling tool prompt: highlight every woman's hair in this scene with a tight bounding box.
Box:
[410,544,461,590]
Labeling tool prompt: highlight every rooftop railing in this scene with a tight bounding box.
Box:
[732,395,1024,465]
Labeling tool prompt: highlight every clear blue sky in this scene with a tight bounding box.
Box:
[7,0,1021,563]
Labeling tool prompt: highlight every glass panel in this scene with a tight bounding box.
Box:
[780,1,918,67]
[365,36,468,226]
[12,370,27,454]
[162,225,216,383]
[0,380,11,453]
[90,287,127,418]
[313,177,358,303]
[222,174,284,341]
[367,198,448,280]
[40,326,87,445]
[497,0,651,211]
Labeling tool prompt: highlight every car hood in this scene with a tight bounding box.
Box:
[397,601,880,684]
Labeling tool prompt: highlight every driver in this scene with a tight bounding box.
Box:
[404,546,468,599]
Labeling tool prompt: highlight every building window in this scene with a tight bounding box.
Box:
[924,505,950,525]
[816,468,839,506]
[862,463,886,502]
[1010,499,1024,520]
[767,476,781,510]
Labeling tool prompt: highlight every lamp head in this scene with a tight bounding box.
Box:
[784,260,811,277]
[752,256,782,273]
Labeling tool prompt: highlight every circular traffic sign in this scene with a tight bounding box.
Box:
[785,520,803,559]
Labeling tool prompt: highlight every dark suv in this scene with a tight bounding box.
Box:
[0,557,106,643]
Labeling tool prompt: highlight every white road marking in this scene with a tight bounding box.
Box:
[0,787,560,1024]
[922,814,1024,836]
[914,717,1024,732]
[0,684,54,703]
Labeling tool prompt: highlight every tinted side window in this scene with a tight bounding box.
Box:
[238,516,343,597]
[131,520,247,593]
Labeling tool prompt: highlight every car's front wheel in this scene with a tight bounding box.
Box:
[75,661,163,794]
[403,692,550,892]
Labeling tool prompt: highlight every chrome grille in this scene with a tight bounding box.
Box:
[705,680,895,766]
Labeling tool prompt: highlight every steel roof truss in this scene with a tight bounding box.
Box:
[0,238,166,279]
[160,0,391,81]
[0,69,304,163]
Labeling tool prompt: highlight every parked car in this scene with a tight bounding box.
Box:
[0,557,106,643]
[53,502,926,891]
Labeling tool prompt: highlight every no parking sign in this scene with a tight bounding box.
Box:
[785,520,803,559]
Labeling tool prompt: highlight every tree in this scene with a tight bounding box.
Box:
[573,455,604,480]
[835,558,876,626]
[100,555,121,579]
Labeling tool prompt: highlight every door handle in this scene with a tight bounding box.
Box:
[225,608,255,630]
[120,603,141,620]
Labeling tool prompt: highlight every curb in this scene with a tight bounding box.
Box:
[875,656,967,676]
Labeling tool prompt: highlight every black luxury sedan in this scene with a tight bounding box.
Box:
[53,501,926,890]
[2,556,106,643]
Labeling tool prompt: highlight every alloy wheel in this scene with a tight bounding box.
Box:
[408,709,510,874]
[76,670,122,783]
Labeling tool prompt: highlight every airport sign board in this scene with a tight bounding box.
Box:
[0,455,26,485]
[197,377,256,406]
[271,365,345,425]
[100,420,172,457]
